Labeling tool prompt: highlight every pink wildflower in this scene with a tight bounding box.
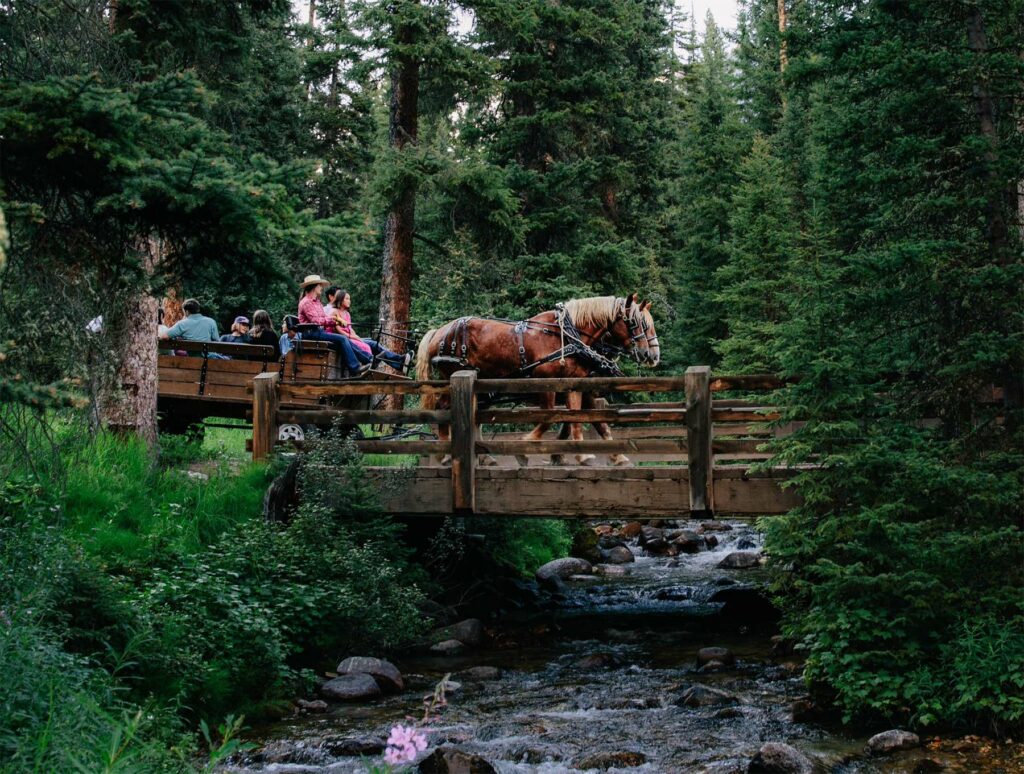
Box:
[383,724,428,765]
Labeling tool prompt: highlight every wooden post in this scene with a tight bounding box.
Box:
[450,370,477,513]
[252,372,279,461]
[685,365,714,515]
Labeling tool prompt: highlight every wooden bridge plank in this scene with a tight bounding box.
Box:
[476,438,689,455]
[279,381,449,398]
[275,409,450,425]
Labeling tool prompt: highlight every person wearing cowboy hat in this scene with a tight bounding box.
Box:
[297,274,369,376]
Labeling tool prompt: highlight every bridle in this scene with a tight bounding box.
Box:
[589,298,652,364]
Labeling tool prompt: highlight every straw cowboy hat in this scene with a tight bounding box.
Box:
[298,274,329,289]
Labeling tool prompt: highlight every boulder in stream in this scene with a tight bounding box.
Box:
[748,742,814,773]
[699,521,733,532]
[718,551,761,569]
[866,729,920,755]
[574,751,647,769]
[697,646,736,667]
[535,557,593,585]
[447,618,484,647]
[417,746,497,773]
[674,684,738,707]
[604,545,635,564]
[620,521,643,538]
[574,652,618,670]
[319,673,381,701]
[672,529,704,553]
[457,665,502,681]
[430,639,466,656]
[336,656,404,692]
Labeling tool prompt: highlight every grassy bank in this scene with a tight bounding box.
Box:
[0,412,573,772]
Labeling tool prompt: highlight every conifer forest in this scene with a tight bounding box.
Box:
[0,0,1021,772]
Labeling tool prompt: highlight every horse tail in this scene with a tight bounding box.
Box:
[416,328,437,410]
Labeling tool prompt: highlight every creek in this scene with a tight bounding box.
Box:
[227,520,1020,773]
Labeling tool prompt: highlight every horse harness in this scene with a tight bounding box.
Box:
[433,299,647,377]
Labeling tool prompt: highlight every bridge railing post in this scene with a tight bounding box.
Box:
[252,371,279,461]
[685,365,714,515]
[450,370,477,514]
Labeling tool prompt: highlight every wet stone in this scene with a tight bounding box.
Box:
[417,747,497,773]
[574,652,618,670]
[319,673,381,702]
[675,684,738,707]
[718,551,761,569]
[714,706,744,719]
[603,545,635,564]
[336,656,404,692]
[699,521,734,532]
[672,529,704,553]
[574,751,647,769]
[867,729,920,755]
[294,699,328,713]
[456,665,502,681]
[430,639,466,656]
[324,735,386,756]
[535,557,593,584]
[620,521,643,538]
[698,646,736,667]
[748,742,815,773]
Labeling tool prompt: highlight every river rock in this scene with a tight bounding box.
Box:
[325,736,386,756]
[698,646,736,667]
[748,742,814,773]
[598,534,626,549]
[709,586,779,624]
[574,751,647,769]
[672,529,704,553]
[336,656,404,692]
[675,684,738,707]
[574,652,617,670]
[295,698,328,713]
[319,673,381,701]
[718,551,761,569]
[866,730,920,755]
[620,521,643,538]
[535,557,593,585]
[699,521,733,532]
[639,526,668,554]
[736,537,757,550]
[457,665,502,681]
[705,534,719,548]
[595,564,630,576]
[451,618,484,647]
[418,747,497,773]
[604,545,635,564]
[431,639,466,656]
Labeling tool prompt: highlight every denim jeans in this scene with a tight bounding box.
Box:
[361,338,404,369]
[303,330,363,371]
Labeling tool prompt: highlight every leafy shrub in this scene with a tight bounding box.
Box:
[473,517,573,576]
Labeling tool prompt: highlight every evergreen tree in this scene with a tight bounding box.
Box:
[666,13,750,368]
[714,134,796,373]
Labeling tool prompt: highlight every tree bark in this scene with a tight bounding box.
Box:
[378,0,420,405]
[100,237,161,448]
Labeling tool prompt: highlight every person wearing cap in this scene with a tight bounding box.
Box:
[297,274,369,376]
[220,315,251,344]
[160,298,220,343]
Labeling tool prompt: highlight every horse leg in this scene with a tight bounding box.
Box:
[518,392,555,467]
[567,391,595,465]
[581,392,629,466]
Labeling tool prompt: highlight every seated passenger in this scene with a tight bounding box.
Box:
[296,275,369,375]
[326,287,411,372]
[161,298,219,342]
[220,316,251,344]
[280,315,300,356]
[248,310,280,357]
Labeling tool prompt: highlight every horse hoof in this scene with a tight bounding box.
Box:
[439,454,452,467]
[611,454,631,467]
[515,455,530,468]
[481,454,499,467]
[576,454,597,466]
[550,455,565,466]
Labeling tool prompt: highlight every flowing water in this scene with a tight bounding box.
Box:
[228,521,1023,774]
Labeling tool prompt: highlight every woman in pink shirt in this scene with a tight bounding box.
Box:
[296,275,369,375]
[325,287,410,371]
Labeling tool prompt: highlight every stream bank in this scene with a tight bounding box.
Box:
[224,519,1023,773]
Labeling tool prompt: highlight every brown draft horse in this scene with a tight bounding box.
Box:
[416,294,661,466]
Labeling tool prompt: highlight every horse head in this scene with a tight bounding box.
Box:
[638,299,660,366]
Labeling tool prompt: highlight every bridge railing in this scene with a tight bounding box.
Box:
[251,367,788,516]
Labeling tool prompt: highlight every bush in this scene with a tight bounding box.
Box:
[474,517,573,576]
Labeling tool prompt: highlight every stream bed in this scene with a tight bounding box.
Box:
[227,520,1023,773]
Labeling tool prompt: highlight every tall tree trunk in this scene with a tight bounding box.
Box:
[100,237,160,448]
[378,0,420,404]
[965,6,1021,431]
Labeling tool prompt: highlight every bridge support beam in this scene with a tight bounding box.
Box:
[450,369,477,513]
[252,371,279,461]
[685,365,714,515]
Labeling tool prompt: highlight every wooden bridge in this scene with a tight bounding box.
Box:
[248,367,803,519]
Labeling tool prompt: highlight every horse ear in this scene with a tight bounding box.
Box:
[641,299,652,311]
[624,295,634,309]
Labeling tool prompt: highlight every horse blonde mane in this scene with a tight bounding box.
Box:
[563,296,621,329]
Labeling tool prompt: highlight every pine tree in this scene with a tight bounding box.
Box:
[713,135,796,373]
[665,13,750,369]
